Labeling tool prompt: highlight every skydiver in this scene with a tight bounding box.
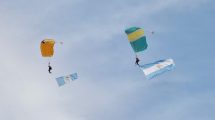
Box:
[48,62,52,74]
[135,57,140,66]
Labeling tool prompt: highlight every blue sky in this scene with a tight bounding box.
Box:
[0,0,215,120]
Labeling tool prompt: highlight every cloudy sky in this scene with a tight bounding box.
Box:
[0,0,215,120]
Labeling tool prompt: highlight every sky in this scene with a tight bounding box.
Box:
[0,0,215,120]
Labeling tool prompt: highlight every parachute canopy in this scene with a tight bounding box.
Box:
[56,73,78,87]
[40,39,55,57]
[140,59,175,79]
[125,27,148,53]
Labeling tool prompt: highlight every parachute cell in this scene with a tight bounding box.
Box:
[125,27,147,53]
[40,39,55,57]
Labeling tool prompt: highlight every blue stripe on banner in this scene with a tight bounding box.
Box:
[56,77,65,87]
[146,64,175,80]
[140,59,166,69]
[70,73,78,81]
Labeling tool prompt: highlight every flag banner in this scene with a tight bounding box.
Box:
[56,73,78,87]
[140,59,175,79]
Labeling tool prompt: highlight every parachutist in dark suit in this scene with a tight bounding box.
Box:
[48,62,52,74]
[135,57,140,66]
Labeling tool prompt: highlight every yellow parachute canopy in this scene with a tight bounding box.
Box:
[40,39,55,57]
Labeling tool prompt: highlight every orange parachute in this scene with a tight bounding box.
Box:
[40,39,55,57]
[40,39,55,74]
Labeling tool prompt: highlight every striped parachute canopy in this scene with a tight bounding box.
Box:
[125,27,148,53]
[40,39,55,57]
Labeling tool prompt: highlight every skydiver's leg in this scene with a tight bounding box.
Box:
[48,66,52,73]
